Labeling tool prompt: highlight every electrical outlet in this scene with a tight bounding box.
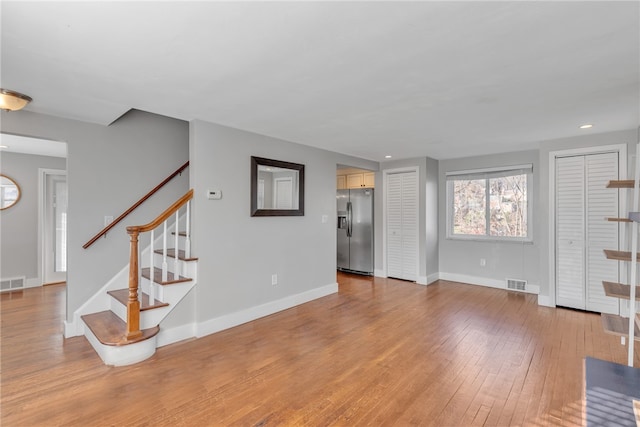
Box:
[480,258,486,267]
[271,274,278,285]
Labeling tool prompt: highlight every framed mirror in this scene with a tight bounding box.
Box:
[251,156,304,217]
[0,174,21,210]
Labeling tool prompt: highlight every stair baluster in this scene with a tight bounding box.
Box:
[174,211,180,276]
[149,229,155,305]
[185,200,191,259]
[162,221,168,282]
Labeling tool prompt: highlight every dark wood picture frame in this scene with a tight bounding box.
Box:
[251,156,305,217]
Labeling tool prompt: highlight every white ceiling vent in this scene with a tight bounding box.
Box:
[506,278,527,292]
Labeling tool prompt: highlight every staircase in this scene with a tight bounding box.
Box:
[80,189,196,366]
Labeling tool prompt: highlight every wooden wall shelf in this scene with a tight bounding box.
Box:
[606,180,635,188]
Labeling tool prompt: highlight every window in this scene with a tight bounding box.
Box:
[446,165,532,242]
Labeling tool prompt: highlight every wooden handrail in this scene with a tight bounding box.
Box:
[125,188,193,340]
[126,189,193,234]
[83,161,189,249]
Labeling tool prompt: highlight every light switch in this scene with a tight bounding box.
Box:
[207,189,222,200]
[321,214,328,223]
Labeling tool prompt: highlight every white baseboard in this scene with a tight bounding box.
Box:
[417,275,428,285]
[196,282,338,338]
[537,294,555,307]
[438,272,539,295]
[374,269,386,278]
[157,323,197,347]
[427,273,440,285]
[26,277,42,288]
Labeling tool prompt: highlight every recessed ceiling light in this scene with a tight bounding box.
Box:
[385,155,392,159]
[579,124,593,129]
[0,145,8,149]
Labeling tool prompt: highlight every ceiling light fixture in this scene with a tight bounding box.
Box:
[0,88,32,111]
[579,124,593,129]
[0,145,8,149]
[385,155,392,159]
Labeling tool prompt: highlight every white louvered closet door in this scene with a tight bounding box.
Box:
[585,153,619,314]
[386,171,418,281]
[555,152,620,314]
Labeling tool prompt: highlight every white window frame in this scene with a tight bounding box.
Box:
[446,164,533,243]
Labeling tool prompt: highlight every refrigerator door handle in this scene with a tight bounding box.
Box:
[347,202,353,237]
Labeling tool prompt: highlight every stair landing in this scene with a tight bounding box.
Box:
[81,311,159,346]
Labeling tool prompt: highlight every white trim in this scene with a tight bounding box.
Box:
[25,277,41,288]
[38,168,66,287]
[374,269,387,278]
[445,163,533,177]
[439,272,540,295]
[157,323,197,347]
[417,275,428,285]
[195,282,338,338]
[537,295,554,307]
[382,166,420,281]
[446,166,533,243]
[547,143,627,309]
[83,322,157,366]
[427,273,440,284]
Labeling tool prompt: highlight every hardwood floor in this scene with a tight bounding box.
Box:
[2,273,638,426]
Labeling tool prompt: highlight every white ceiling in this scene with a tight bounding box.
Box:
[2,1,638,161]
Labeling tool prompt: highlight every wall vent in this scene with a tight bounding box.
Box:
[1,276,25,292]
[506,278,527,292]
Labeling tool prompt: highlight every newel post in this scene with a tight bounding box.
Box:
[126,226,142,340]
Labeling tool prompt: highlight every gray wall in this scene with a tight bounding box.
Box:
[0,152,66,280]
[0,109,189,320]
[537,128,638,301]
[189,120,377,323]
[438,150,540,287]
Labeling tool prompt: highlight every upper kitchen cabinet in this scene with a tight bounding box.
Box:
[337,171,375,189]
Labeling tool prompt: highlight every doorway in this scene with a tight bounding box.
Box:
[550,144,626,314]
[40,169,67,284]
[383,168,418,282]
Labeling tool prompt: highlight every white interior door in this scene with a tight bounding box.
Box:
[43,172,67,284]
[386,171,418,281]
[555,152,619,314]
[585,153,619,314]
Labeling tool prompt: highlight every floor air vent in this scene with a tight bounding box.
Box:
[1,276,25,292]
[506,278,527,292]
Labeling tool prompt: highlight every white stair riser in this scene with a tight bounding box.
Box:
[83,320,157,367]
[109,280,195,322]
[152,253,196,277]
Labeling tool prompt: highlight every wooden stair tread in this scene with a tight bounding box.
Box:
[153,248,198,261]
[602,281,640,301]
[601,313,640,341]
[606,180,635,188]
[107,289,169,311]
[81,311,159,346]
[603,249,640,262]
[141,267,192,285]
[171,231,188,237]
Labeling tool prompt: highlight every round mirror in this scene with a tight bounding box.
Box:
[0,174,21,210]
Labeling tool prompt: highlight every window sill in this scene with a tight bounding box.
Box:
[446,236,534,245]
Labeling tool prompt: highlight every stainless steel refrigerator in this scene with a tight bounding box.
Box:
[337,188,374,275]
